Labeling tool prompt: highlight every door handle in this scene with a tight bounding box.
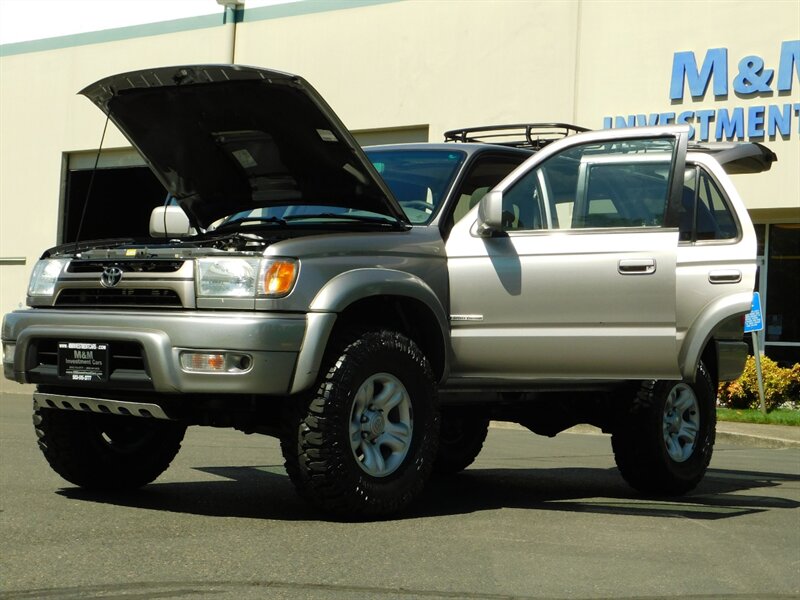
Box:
[709,269,742,284]
[618,258,656,275]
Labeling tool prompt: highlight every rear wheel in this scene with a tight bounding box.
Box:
[611,362,716,495]
[34,401,186,490]
[281,330,439,518]
[434,411,489,475]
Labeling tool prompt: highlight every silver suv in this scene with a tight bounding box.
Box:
[1,65,776,517]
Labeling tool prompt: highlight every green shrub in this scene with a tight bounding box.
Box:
[718,356,800,411]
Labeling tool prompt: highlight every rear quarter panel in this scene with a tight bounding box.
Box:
[675,154,757,379]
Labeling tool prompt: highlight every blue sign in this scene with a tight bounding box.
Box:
[744,292,764,333]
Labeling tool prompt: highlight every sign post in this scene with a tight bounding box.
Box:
[744,292,766,414]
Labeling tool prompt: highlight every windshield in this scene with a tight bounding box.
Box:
[210,204,400,231]
[365,149,466,224]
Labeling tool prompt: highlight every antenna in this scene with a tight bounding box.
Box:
[73,113,111,253]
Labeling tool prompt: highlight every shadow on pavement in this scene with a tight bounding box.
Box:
[56,463,800,522]
[411,466,800,520]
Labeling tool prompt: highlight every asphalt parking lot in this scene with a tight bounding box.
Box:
[1,391,799,600]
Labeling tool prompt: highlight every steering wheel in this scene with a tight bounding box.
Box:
[401,200,434,212]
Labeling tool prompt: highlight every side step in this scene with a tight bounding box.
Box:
[33,392,172,420]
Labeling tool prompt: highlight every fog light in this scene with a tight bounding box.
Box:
[179,351,252,373]
[181,352,226,372]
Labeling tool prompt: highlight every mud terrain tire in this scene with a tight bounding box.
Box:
[434,411,489,475]
[612,362,716,495]
[281,330,439,518]
[34,400,186,490]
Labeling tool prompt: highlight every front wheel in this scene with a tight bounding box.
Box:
[611,362,716,495]
[281,330,439,518]
[34,401,186,490]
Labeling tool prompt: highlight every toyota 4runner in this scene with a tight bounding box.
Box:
[2,65,777,517]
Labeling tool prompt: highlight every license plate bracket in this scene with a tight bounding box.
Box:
[58,342,109,382]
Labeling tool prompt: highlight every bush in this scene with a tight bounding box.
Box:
[718,356,800,411]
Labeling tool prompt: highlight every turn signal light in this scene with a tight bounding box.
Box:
[260,260,297,297]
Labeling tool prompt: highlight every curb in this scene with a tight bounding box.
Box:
[715,429,800,449]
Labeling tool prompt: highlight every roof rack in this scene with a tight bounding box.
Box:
[443,123,590,150]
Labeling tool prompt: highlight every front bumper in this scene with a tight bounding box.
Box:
[2,309,307,395]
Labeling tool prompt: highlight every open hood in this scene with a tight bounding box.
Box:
[688,141,777,174]
[80,65,408,228]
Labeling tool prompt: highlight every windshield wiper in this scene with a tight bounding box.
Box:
[212,216,287,232]
[282,213,404,227]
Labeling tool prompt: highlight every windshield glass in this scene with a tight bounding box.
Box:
[365,149,466,224]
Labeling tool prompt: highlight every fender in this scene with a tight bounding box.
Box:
[678,290,751,381]
[289,268,450,394]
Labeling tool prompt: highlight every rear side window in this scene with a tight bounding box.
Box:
[679,166,738,242]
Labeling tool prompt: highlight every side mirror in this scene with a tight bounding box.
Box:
[476,190,504,236]
[149,205,195,238]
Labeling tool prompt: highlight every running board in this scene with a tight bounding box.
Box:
[33,392,172,420]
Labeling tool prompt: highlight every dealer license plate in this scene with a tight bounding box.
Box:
[58,342,109,382]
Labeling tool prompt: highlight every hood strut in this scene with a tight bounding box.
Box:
[73,113,111,252]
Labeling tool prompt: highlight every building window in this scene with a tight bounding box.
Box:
[764,224,800,365]
[352,126,429,147]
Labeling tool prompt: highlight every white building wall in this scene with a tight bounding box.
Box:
[234,1,582,136]
[1,0,798,391]
[574,0,799,218]
[0,25,233,318]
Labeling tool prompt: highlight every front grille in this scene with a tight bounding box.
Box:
[55,288,182,308]
[67,260,185,273]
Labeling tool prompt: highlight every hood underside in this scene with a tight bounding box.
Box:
[80,65,406,228]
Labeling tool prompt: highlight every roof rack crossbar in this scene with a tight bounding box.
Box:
[443,122,590,150]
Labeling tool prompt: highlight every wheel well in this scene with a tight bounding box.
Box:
[331,296,447,381]
[700,340,719,390]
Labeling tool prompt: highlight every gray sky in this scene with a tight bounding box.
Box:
[0,0,297,45]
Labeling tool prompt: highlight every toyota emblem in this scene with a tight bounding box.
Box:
[100,266,123,288]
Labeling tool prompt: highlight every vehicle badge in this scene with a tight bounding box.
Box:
[100,266,123,288]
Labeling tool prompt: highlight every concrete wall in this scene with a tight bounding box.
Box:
[231,0,798,216]
[233,1,582,134]
[1,0,798,392]
[0,23,232,311]
[0,18,234,391]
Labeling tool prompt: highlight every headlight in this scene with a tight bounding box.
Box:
[196,258,297,298]
[197,258,260,297]
[28,259,69,297]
